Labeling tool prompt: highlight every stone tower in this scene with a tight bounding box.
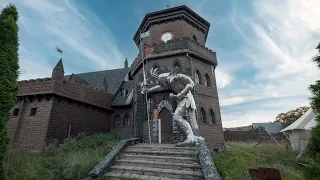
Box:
[51,59,64,80]
[131,5,224,151]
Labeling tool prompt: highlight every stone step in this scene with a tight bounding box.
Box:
[133,143,195,150]
[110,165,204,180]
[124,149,195,157]
[121,154,198,163]
[128,146,196,153]
[115,159,201,170]
[104,172,185,180]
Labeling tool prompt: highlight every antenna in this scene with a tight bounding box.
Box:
[56,47,63,59]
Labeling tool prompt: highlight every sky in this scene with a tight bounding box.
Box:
[1,0,319,128]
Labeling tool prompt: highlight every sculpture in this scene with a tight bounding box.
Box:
[142,67,199,146]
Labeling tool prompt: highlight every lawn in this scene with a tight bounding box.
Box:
[212,142,306,180]
[5,133,126,180]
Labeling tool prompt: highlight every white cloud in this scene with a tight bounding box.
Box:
[215,67,231,88]
[220,96,245,106]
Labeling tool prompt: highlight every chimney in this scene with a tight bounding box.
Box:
[100,78,108,92]
[124,57,129,68]
[51,59,64,80]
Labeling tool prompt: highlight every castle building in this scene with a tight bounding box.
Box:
[8,5,224,151]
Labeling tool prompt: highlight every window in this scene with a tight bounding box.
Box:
[30,108,37,116]
[192,35,197,42]
[210,109,216,124]
[204,74,211,87]
[200,108,207,124]
[123,114,130,126]
[114,115,121,126]
[12,108,19,116]
[120,88,128,96]
[68,122,72,138]
[194,70,202,84]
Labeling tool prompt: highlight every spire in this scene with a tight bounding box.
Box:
[54,58,64,72]
[52,58,65,80]
[124,57,129,68]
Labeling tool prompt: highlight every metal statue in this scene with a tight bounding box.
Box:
[142,67,199,146]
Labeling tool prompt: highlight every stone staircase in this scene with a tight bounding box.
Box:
[104,143,204,180]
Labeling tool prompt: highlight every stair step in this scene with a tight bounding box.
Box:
[104,172,185,180]
[121,154,198,163]
[115,159,201,170]
[125,149,195,157]
[110,165,203,179]
[132,143,195,150]
[128,147,196,153]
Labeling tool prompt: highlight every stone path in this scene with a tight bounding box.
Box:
[104,143,204,180]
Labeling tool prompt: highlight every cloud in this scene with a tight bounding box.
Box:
[215,67,231,89]
[1,0,125,80]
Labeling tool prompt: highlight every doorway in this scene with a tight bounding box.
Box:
[158,108,173,143]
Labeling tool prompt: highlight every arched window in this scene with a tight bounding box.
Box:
[210,109,216,124]
[204,74,211,87]
[173,59,181,73]
[123,114,130,126]
[194,70,202,84]
[200,108,207,124]
[114,114,121,126]
[192,35,197,42]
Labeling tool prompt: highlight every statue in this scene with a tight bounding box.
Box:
[141,67,199,146]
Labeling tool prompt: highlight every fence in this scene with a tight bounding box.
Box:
[224,130,287,142]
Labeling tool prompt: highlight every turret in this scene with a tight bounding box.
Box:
[51,59,64,80]
[124,58,129,68]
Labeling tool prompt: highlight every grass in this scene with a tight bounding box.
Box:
[5,133,127,180]
[212,142,306,180]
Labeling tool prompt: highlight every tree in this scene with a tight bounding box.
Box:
[275,106,309,127]
[304,43,320,180]
[0,4,19,180]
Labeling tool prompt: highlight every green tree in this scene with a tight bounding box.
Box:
[0,4,19,180]
[304,43,320,180]
[275,106,309,128]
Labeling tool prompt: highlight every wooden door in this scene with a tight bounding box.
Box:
[159,108,173,143]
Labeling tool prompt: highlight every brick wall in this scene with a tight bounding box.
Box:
[8,97,53,150]
[141,20,206,47]
[46,96,112,143]
[110,106,134,137]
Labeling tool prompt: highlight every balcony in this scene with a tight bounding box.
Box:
[131,38,217,74]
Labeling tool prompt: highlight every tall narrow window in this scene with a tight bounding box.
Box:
[195,70,202,84]
[204,74,211,87]
[12,108,19,116]
[210,109,216,124]
[200,108,207,124]
[123,114,130,126]
[192,35,197,42]
[68,122,72,138]
[114,114,121,127]
[30,108,37,116]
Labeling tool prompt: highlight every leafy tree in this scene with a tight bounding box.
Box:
[304,43,320,180]
[275,106,309,127]
[0,4,19,180]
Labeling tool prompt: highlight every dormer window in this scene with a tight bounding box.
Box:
[120,88,128,96]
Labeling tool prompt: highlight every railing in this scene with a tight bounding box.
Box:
[89,138,140,179]
[131,38,217,73]
[195,137,222,180]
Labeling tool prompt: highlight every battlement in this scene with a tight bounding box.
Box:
[18,77,113,110]
[131,38,217,74]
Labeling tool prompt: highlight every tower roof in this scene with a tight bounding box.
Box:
[133,5,210,45]
[54,59,64,72]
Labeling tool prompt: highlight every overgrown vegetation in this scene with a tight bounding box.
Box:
[305,42,320,180]
[213,142,305,180]
[5,133,126,180]
[0,4,19,180]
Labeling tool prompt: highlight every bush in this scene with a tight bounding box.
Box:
[6,133,126,180]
